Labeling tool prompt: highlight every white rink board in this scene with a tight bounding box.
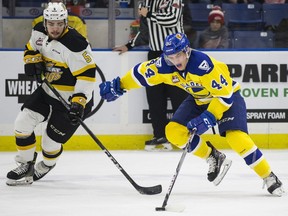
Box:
[1,50,288,135]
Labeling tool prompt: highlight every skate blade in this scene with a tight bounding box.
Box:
[6,176,33,186]
[213,158,232,186]
[145,143,173,152]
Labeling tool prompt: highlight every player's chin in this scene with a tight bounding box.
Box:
[49,34,61,40]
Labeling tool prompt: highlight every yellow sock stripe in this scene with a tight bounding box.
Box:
[16,143,36,151]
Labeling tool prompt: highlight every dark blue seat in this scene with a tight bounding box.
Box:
[16,0,43,7]
[232,31,274,48]
[188,3,214,30]
[222,3,263,31]
[262,3,288,27]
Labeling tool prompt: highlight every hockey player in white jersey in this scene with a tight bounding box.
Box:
[6,2,96,186]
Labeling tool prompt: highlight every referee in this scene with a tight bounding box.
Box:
[113,0,188,151]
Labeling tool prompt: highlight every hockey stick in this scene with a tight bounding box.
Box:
[85,66,106,119]
[155,131,195,212]
[42,78,162,195]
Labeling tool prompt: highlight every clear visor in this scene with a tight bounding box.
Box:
[164,49,191,66]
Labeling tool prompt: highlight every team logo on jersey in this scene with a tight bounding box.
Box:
[198,60,211,72]
[36,37,43,46]
[180,81,205,95]
[45,72,62,82]
[172,75,180,83]
[45,62,63,82]
[155,58,162,67]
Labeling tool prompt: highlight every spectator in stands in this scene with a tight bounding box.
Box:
[274,18,288,48]
[198,6,229,49]
[32,0,88,39]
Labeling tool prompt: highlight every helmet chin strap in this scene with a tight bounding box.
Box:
[185,47,191,59]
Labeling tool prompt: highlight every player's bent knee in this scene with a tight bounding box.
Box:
[165,121,190,148]
[42,131,63,152]
[14,108,45,136]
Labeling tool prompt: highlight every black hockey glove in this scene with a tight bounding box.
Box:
[24,50,45,83]
[68,93,87,125]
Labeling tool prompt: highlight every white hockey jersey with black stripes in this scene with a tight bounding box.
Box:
[24,22,96,104]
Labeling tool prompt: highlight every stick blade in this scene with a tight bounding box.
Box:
[155,204,185,212]
[155,207,166,211]
[138,184,162,195]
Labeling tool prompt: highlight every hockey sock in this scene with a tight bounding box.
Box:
[226,130,271,178]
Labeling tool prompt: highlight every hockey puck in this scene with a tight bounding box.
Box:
[155,207,166,211]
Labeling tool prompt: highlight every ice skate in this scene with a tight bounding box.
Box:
[206,141,232,186]
[6,152,37,186]
[145,137,173,151]
[33,161,56,181]
[263,172,284,196]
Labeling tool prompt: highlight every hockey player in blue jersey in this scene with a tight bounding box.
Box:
[100,33,284,196]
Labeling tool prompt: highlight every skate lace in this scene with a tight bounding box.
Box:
[34,162,50,177]
[207,156,217,174]
[12,163,29,175]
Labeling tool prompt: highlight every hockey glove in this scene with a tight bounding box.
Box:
[24,51,45,83]
[99,77,126,102]
[68,93,87,125]
[187,110,216,135]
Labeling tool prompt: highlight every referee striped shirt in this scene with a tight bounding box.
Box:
[129,0,184,51]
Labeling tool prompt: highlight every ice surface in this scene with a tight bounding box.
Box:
[0,150,287,216]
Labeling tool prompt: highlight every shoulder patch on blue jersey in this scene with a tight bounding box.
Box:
[156,58,162,67]
[157,56,175,74]
[187,50,214,76]
[198,60,211,72]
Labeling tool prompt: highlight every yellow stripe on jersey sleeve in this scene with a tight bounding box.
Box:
[76,76,96,82]
[72,64,96,76]
[53,84,74,91]
[25,42,34,51]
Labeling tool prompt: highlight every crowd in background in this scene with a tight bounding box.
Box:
[1,0,288,48]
